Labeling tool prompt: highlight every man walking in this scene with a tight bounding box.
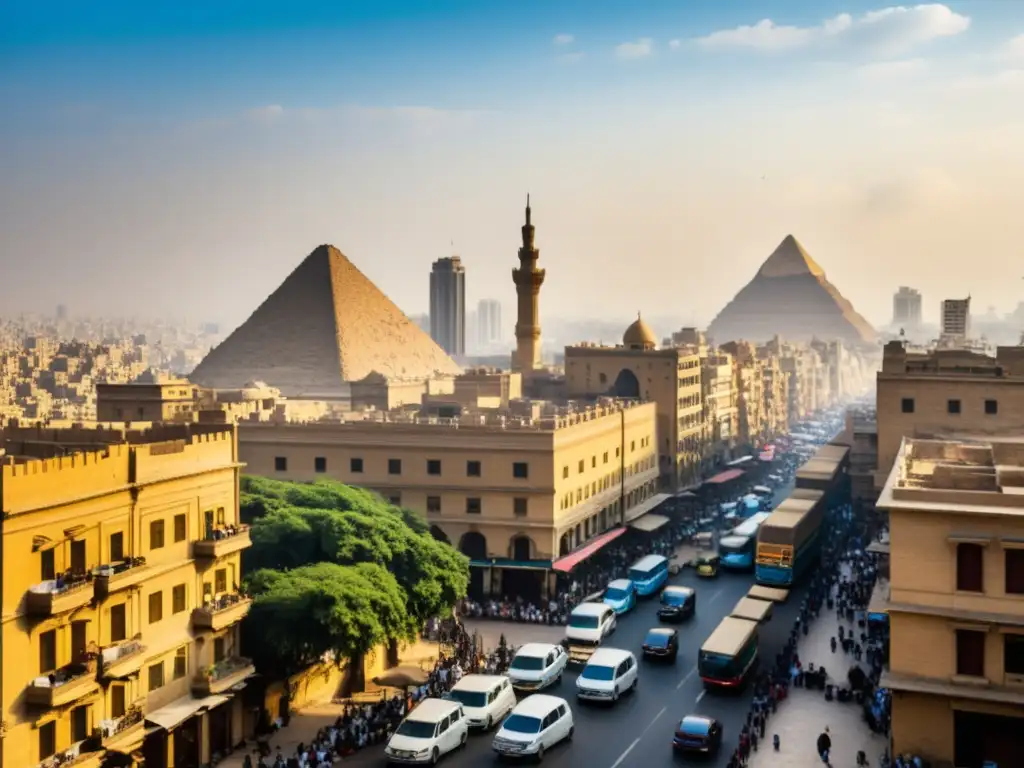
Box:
[816,727,832,765]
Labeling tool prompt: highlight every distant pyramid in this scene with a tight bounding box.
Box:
[191,245,462,396]
[707,235,876,345]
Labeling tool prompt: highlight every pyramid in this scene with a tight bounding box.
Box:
[706,235,876,345]
[190,245,462,396]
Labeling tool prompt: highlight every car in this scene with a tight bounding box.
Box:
[492,694,573,762]
[641,627,678,662]
[695,554,720,578]
[384,698,468,765]
[506,643,568,692]
[575,647,638,704]
[658,585,696,622]
[445,674,517,730]
[672,715,723,756]
[602,578,636,614]
[564,603,617,647]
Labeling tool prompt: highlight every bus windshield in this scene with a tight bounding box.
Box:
[719,537,751,556]
[698,651,735,676]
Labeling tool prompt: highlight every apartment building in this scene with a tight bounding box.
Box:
[877,437,1024,766]
[0,424,253,768]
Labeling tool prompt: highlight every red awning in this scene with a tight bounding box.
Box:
[705,468,744,485]
[551,527,628,573]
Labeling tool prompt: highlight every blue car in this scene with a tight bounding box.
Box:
[603,578,636,615]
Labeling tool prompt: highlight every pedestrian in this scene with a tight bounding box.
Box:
[773,733,780,751]
[817,727,832,765]
[243,753,253,768]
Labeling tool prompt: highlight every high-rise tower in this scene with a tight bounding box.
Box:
[512,195,545,373]
[429,256,466,356]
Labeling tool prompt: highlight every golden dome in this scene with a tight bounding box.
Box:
[623,314,657,349]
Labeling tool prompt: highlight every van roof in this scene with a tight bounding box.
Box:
[515,642,560,658]
[407,697,460,722]
[571,602,610,617]
[510,694,567,718]
[586,647,633,667]
[630,554,668,571]
[607,578,633,590]
[450,674,508,693]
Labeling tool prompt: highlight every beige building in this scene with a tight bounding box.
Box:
[720,341,767,450]
[564,318,703,489]
[878,437,1024,766]
[1,424,253,768]
[702,350,739,465]
[96,372,199,424]
[237,400,663,598]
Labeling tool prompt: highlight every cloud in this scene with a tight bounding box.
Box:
[854,57,929,79]
[233,104,486,133]
[950,69,1024,91]
[861,167,961,214]
[695,4,970,56]
[553,33,574,46]
[246,104,284,121]
[669,39,681,50]
[998,33,1024,59]
[616,38,654,59]
[558,52,585,63]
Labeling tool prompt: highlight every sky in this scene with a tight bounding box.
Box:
[3,1,1024,332]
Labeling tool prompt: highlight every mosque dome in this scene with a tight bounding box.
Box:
[623,314,658,350]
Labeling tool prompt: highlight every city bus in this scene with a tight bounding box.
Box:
[628,554,670,597]
[754,491,825,587]
[719,512,771,571]
[698,616,759,689]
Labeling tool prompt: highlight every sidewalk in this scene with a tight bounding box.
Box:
[746,588,888,768]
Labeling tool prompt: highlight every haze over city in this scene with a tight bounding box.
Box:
[4,1,1024,330]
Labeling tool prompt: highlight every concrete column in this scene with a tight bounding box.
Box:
[198,712,211,767]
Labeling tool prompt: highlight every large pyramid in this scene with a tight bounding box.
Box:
[190,245,462,396]
[706,235,876,345]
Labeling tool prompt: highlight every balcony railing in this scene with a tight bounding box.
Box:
[26,576,94,617]
[192,655,255,696]
[27,659,99,708]
[193,525,252,560]
[100,639,146,678]
[191,593,252,632]
[93,557,149,596]
[36,739,104,768]
[100,702,146,752]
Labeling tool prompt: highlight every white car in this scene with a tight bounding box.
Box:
[575,647,638,704]
[565,602,617,645]
[492,693,574,762]
[507,643,568,692]
[446,674,517,730]
[384,698,468,764]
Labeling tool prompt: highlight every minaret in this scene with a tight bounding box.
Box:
[512,194,545,374]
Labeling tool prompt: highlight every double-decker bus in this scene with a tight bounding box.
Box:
[698,616,759,689]
[719,512,771,570]
[754,491,824,586]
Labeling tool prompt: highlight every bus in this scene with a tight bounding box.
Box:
[698,616,759,689]
[719,512,771,571]
[755,491,824,587]
[628,554,670,597]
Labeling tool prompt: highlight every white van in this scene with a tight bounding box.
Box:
[507,643,568,692]
[565,602,617,645]
[492,693,573,761]
[447,674,516,730]
[384,697,468,764]
[575,647,639,704]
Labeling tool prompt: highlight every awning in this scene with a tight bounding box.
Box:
[623,493,672,523]
[727,455,754,467]
[705,468,744,485]
[468,558,552,571]
[145,694,230,731]
[552,527,628,573]
[631,513,669,533]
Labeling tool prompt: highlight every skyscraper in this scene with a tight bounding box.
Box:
[429,256,466,356]
[941,296,971,340]
[477,299,502,347]
[892,287,922,328]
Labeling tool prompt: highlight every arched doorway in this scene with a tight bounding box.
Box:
[459,532,487,597]
[611,369,641,398]
[559,533,572,556]
[429,525,450,545]
[510,535,533,562]
[505,535,541,603]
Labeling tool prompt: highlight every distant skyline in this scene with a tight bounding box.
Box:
[4,2,1024,330]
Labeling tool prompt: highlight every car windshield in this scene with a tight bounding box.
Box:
[605,587,630,601]
[645,631,671,647]
[580,664,616,681]
[569,614,599,629]
[661,591,688,606]
[510,655,545,671]
[396,720,436,739]
[502,714,542,734]
[447,690,487,708]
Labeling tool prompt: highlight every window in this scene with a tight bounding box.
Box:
[631,441,636,452]
[71,539,86,574]
[174,513,186,543]
[110,603,127,642]
[901,397,915,414]
[578,460,584,473]
[562,466,569,479]
[109,531,124,562]
[956,543,984,592]
[71,703,89,742]
[148,662,165,691]
[387,494,402,506]
[148,591,163,624]
[214,636,226,663]
[591,457,597,468]
[314,456,327,473]
[39,629,56,673]
[215,568,228,594]
[173,647,188,680]
[1005,634,1024,676]
[514,498,528,516]
[38,721,56,761]
[172,584,187,614]
[955,629,985,677]
[350,457,363,473]
[1006,550,1024,594]
[40,548,55,581]
[427,459,442,476]
[427,496,441,513]
[603,452,609,464]
[274,456,287,472]
[467,461,481,477]
[150,519,165,550]
[513,462,529,479]
[110,684,126,718]
[948,399,962,415]
[466,498,482,515]
[985,399,998,415]
[388,458,402,475]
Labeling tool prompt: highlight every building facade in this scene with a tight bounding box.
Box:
[96,375,199,424]
[878,437,1024,766]
[893,287,922,329]
[941,296,971,342]
[0,424,253,768]
[476,300,502,349]
[429,256,466,357]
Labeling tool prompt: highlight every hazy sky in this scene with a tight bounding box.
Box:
[3,1,1024,331]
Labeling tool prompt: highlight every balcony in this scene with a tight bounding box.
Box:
[191,593,252,632]
[25,577,94,617]
[100,639,146,679]
[93,557,150,597]
[36,739,104,768]
[26,661,99,708]
[101,701,147,753]
[193,525,252,560]
[192,656,255,696]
